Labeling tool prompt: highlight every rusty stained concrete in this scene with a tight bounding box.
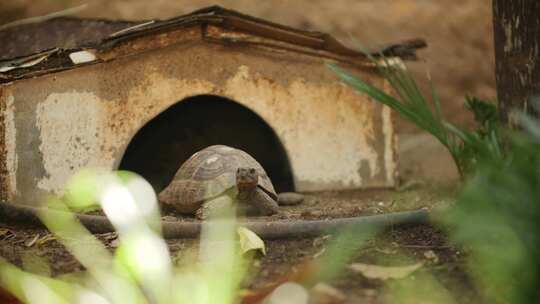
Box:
[0,32,395,205]
[2,95,17,202]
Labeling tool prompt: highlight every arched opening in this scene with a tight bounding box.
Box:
[118,95,295,193]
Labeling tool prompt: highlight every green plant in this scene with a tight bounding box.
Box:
[441,107,540,303]
[329,44,540,304]
[328,55,502,178]
[0,169,379,304]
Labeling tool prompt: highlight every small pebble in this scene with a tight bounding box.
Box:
[278,192,305,205]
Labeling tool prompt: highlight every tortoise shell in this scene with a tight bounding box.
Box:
[158,145,277,214]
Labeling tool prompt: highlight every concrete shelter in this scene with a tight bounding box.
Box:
[0,6,424,205]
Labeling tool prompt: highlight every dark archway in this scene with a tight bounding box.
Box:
[118,95,295,193]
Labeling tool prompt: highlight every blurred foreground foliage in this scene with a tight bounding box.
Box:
[0,169,378,304]
[329,56,502,179]
[0,170,250,304]
[330,53,540,303]
[442,108,540,303]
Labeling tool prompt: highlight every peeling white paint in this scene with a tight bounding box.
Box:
[4,94,17,199]
[35,92,109,194]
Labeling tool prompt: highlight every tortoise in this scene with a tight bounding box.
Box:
[158,145,303,219]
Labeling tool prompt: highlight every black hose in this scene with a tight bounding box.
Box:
[0,202,430,239]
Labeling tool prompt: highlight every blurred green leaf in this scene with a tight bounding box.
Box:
[329,41,539,303]
[328,58,502,179]
[21,252,51,277]
[63,168,105,212]
[439,112,540,303]
[237,226,266,256]
[305,225,377,286]
[0,257,74,304]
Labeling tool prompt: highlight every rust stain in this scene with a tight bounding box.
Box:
[98,26,202,61]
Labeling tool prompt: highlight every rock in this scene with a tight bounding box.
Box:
[278,192,305,205]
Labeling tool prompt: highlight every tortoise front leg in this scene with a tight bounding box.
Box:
[237,188,279,216]
[196,195,234,220]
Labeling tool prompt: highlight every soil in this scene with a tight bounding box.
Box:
[0,184,480,303]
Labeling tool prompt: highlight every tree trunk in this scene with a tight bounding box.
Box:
[493,0,540,124]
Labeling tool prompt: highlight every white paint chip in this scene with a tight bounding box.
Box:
[69,50,97,64]
[36,92,108,194]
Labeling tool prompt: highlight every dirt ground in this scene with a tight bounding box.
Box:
[0,185,479,303]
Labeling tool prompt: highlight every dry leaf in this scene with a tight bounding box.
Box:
[349,262,423,280]
[237,226,266,255]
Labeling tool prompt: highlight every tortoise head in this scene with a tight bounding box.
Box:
[236,167,259,192]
